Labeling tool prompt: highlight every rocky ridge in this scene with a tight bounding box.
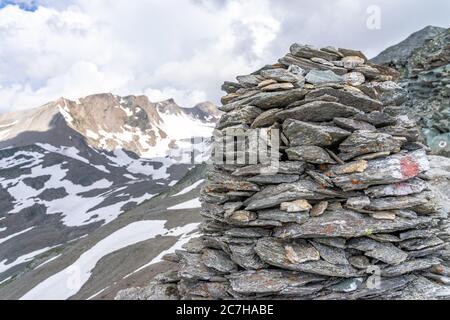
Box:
[372,26,450,156]
[116,44,450,300]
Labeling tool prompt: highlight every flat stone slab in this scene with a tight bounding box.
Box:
[273,209,432,239]
[331,150,430,191]
[283,119,351,147]
[276,101,360,122]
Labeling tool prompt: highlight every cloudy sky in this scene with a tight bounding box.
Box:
[0,0,448,113]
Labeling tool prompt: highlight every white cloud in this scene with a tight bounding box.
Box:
[0,0,449,113]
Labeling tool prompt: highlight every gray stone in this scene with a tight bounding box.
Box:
[231,161,306,176]
[228,244,268,270]
[276,101,360,122]
[305,70,344,84]
[348,256,370,269]
[399,229,437,241]
[365,193,431,211]
[399,236,444,251]
[283,119,351,147]
[364,178,429,198]
[273,210,432,238]
[381,259,438,277]
[244,180,345,211]
[224,227,272,238]
[333,117,376,132]
[310,241,349,265]
[305,87,383,113]
[354,111,397,127]
[250,89,307,110]
[236,74,263,87]
[247,174,300,184]
[290,43,340,61]
[279,54,348,76]
[347,237,408,265]
[227,269,326,295]
[315,237,347,249]
[178,251,218,281]
[217,105,262,129]
[260,68,303,83]
[202,249,238,273]
[306,171,334,188]
[258,208,309,224]
[338,131,403,160]
[346,196,371,209]
[286,146,336,164]
[330,278,364,293]
[250,108,281,128]
[331,150,430,191]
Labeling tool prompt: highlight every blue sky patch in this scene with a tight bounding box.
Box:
[0,0,39,11]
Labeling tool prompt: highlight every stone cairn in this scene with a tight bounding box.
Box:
[153,44,449,300]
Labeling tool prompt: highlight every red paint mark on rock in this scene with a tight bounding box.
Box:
[400,156,419,178]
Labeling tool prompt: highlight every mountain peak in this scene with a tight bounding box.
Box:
[371,25,447,65]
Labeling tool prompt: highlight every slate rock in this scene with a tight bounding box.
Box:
[365,193,430,211]
[311,241,350,265]
[244,180,344,211]
[286,146,336,164]
[354,111,397,127]
[276,101,360,122]
[364,178,429,198]
[381,259,439,277]
[247,174,300,184]
[338,131,403,160]
[250,108,281,128]
[348,256,370,269]
[305,87,383,113]
[290,43,339,61]
[228,244,269,270]
[260,68,304,83]
[333,117,376,132]
[227,269,325,295]
[231,161,306,176]
[273,210,432,238]
[250,89,307,110]
[217,105,263,129]
[202,249,238,273]
[224,227,272,238]
[347,237,408,265]
[257,208,309,224]
[306,171,334,188]
[331,150,430,191]
[305,70,344,84]
[283,119,351,147]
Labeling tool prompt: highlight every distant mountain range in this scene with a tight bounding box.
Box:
[0,94,220,291]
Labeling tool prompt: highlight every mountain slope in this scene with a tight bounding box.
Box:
[371,26,450,156]
[371,25,446,67]
[0,164,208,299]
[0,94,219,285]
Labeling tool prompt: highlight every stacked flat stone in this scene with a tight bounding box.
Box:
[169,44,447,300]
